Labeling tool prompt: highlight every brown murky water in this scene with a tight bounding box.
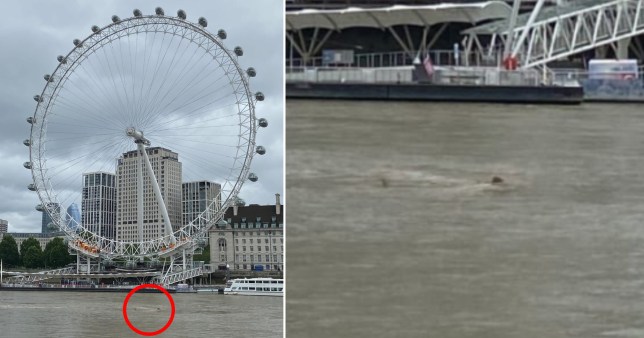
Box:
[0,291,282,337]
[286,100,644,337]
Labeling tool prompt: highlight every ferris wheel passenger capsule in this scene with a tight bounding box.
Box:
[26,117,36,124]
[218,29,227,39]
[35,204,43,211]
[234,47,243,56]
[155,7,164,16]
[133,9,142,17]
[33,95,43,102]
[28,183,36,191]
[23,139,31,146]
[248,173,258,182]
[256,146,266,155]
[24,162,32,169]
[255,92,264,101]
[246,67,256,77]
[91,25,100,33]
[73,39,82,47]
[57,55,67,64]
[258,118,268,128]
[177,9,186,19]
[112,15,120,23]
[198,17,208,27]
[44,74,53,82]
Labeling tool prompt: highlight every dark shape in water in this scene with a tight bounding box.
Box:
[491,176,504,184]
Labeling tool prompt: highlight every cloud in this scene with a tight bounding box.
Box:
[0,0,284,232]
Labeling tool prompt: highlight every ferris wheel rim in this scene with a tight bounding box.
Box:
[27,11,259,259]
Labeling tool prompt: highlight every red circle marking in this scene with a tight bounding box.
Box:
[122,284,176,336]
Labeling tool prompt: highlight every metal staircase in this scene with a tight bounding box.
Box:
[156,266,203,287]
[464,0,644,69]
[5,266,76,284]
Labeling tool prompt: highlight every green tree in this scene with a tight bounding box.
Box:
[0,235,20,267]
[194,244,210,264]
[235,196,246,207]
[43,238,72,268]
[20,237,42,266]
[22,245,43,269]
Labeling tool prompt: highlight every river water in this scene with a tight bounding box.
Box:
[0,291,282,337]
[286,100,644,337]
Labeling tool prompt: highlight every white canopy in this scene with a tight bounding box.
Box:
[286,2,512,31]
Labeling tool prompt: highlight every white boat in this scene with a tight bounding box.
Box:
[195,288,219,293]
[223,277,284,297]
[175,283,197,293]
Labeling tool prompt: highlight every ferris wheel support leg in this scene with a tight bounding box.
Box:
[137,147,144,244]
[137,143,177,244]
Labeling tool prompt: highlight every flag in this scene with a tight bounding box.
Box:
[423,54,434,76]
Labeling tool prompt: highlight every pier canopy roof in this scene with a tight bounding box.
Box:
[462,0,605,35]
[286,1,512,31]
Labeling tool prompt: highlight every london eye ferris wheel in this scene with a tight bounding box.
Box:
[24,7,269,264]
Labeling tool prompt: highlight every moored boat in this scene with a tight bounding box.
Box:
[223,277,283,297]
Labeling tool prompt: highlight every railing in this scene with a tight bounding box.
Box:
[287,66,414,83]
[287,49,497,69]
[286,65,545,87]
[5,266,77,284]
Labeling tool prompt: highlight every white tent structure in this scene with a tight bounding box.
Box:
[286,2,512,64]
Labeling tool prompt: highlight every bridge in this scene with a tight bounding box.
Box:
[463,0,644,68]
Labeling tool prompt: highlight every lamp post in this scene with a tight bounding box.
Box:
[226,263,230,285]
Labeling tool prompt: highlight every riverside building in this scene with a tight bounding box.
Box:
[115,147,182,242]
[209,194,284,272]
[0,219,7,234]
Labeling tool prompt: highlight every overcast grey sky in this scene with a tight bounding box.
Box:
[0,0,284,232]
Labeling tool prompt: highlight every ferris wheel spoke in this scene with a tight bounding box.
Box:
[73,58,130,124]
[47,138,125,183]
[139,31,187,122]
[94,41,131,126]
[143,46,211,121]
[149,111,239,133]
[140,40,236,129]
[136,32,174,124]
[142,70,231,130]
[106,34,133,118]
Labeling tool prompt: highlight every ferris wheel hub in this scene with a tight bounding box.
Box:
[126,127,150,145]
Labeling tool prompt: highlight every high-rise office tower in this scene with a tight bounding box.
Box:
[82,172,116,239]
[66,203,81,232]
[116,147,182,242]
[182,181,222,226]
[41,203,60,234]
